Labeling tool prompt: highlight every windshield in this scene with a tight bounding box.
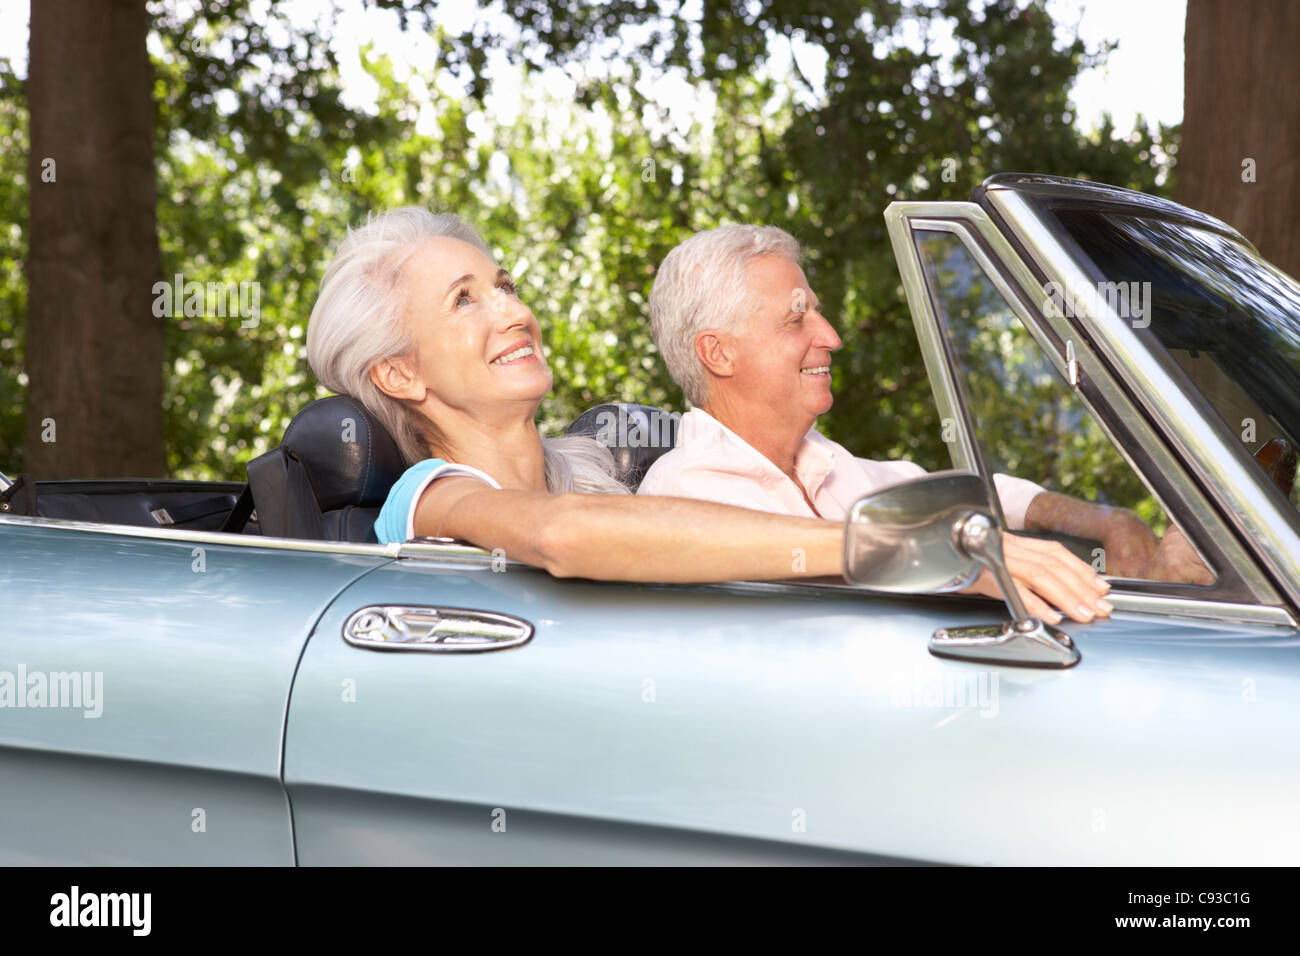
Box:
[1048,207,1300,510]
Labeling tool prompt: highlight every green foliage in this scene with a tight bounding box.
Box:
[0,58,25,472]
[0,0,1180,485]
[149,0,410,477]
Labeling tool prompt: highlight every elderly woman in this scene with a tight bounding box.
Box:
[305,207,1109,619]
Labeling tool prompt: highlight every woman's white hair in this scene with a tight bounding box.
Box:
[307,206,627,495]
[649,224,802,407]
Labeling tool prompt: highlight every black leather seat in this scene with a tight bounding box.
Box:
[237,395,404,542]
[566,403,680,491]
[235,398,679,541]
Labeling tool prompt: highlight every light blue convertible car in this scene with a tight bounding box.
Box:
[3,174,1298,865]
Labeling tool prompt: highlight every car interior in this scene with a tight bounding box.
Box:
[18,397,682,544]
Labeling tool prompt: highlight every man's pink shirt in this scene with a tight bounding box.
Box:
[637,408,1045,528]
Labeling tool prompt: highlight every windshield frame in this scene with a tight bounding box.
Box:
[979,183,1300,613]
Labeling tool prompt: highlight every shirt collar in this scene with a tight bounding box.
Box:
[681,408,838,494]
[794,429,838,497]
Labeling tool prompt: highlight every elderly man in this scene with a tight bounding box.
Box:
[638,225,1188,620]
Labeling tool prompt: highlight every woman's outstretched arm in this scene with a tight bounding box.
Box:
[419,477,842,581]
[414,477,1113,622]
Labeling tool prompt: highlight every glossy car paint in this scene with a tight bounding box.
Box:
[284,560,1300,865]
[0,519,387,864]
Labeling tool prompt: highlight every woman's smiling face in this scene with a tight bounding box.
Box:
[388,235,553,421]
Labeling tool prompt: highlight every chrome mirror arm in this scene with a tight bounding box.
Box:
[952,511,1033,622]
[930,511,1082,668]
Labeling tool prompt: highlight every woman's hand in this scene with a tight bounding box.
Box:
[961,533,1113,624]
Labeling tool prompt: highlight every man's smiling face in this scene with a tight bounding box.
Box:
[726,254,842,427]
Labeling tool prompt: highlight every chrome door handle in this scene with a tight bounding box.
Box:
[342,605,534,653]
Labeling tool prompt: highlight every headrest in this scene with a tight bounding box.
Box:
[280,395,405,510]
[566,403,680,489]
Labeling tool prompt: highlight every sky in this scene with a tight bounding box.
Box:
[0,0,1185,134]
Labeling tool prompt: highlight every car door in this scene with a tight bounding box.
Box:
[283,547,1300,865]
[0,514,389,864]
[281,551,1060,865]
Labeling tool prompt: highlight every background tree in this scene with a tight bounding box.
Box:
[25,0,164,478]
[1177,0,1300,278]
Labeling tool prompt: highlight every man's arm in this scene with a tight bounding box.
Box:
[1023,490,1158,578]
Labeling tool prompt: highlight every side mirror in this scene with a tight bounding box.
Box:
[842,470,1080,668]
[842,470,985,593]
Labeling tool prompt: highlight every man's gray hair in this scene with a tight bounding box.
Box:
[649,224,802,407]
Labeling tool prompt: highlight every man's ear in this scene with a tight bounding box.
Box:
[694,330,735,379]
[369,355,424,402]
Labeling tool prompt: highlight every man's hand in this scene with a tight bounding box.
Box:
[960,533,1113,624]
[1140,527,1215,585]
[1096,510,1159,577]
[1024,492,1156,577]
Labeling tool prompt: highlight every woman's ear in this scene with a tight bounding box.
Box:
[694,330,734,380]
[369,356,424,402]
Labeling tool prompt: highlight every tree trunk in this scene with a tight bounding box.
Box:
[25,0,164,478]
[1177,0,1300,278]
